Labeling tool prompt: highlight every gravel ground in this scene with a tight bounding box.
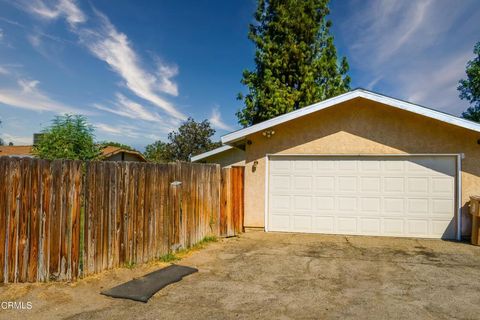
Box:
[1,231,480,320]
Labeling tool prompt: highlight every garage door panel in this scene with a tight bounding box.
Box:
[432,178,454,193]
[360,160,381,172]
[383,218,405,235]
[315,176,335,192]
[270,175,290,191]
[313,217,335,232]
[360,177,381,192]
[338,176,357,192]
[315,161,335,171]
[407,177,429,193]
[384,177,405,192]
[361,218,381,233]
[315,197,335,211]
[338,160,357,171]
[384,161,405,172]
[293,215,312,231]
[360,197,381,214]
[431,220,455,238]
[407,219,429,235]
[337,217,357,233]
[406,198,429,215]
[294,160,313,171]
[270,195,291,210]
[271,160,291,172]
[269,214,290,231]
[432,199,454,215]
[337,197,357,212]
[293,176,312,191]
[294,196,312,211]
[269,156,456,239]
[384,198,405,215]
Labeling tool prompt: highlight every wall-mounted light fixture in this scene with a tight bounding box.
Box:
[252,160,258,172]
[262,130,275,138]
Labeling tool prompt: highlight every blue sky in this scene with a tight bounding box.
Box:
[0,0,479,150]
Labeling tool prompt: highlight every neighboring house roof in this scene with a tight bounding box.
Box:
[221,88,480,145]
[191,145,234,162]
[0,145,146,161]
[99,146,147,162]
[0,145,34,157]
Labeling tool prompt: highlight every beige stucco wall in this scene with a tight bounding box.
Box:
[244,97,480,236]
[200,147,245,168]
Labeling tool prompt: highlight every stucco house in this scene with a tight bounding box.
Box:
[191,145,245,167]
[193,89,480,240]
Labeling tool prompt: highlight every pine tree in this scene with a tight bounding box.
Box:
[237,0,350,127]
[459,41,480,122]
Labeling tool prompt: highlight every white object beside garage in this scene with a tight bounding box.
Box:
[267,155,457,239]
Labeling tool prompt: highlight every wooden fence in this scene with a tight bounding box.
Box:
[0,157,244,283]
[0,158,83,282]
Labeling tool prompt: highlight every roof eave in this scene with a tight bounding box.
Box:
[221,89,480,145]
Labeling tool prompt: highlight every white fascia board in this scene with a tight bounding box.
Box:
[221,89,480,144]
[191,145,233,162]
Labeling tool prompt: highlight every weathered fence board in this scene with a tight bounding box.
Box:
[0,158,243,282]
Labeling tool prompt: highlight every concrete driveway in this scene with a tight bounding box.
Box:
[2,231,480,319]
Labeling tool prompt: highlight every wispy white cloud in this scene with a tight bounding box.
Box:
[0,133,32,145]
[22,0,185,120]
[0,28,3,41]
[209,105,234,131]
[155,60,179,96]
[24,0,86,26]
[0,78,83,113]
[27,34,41,48]
[340,0,480,114]
[0,66,9,75]
[93,93,178,131]
[94,122,159,139]
[94,122,124,136]
[76,9,185,119]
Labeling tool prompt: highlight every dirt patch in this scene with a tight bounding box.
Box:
[1,232,480,319]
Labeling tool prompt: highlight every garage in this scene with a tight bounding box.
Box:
[267,155,458,239]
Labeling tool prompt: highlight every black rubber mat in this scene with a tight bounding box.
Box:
[101,264,198,303]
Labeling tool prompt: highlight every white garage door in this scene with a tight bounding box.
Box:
[268,156,457,239]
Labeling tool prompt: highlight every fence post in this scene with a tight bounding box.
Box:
[169,181,182,252]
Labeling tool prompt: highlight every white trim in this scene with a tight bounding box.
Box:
[221,89,480,144]
[264,155,270,232]
[265,153,461,239]
[191,145,233,162]
[457,155,462,241]
[267,153,461,157]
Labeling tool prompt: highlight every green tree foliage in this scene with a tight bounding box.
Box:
[237,0,350,126]
[145,118,221,162]
[33,114,101,160]
[144,140,169,163]
[98,141,136,152]
[459,41,480,122]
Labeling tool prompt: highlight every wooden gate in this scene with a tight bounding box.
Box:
[220,166,245,237]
